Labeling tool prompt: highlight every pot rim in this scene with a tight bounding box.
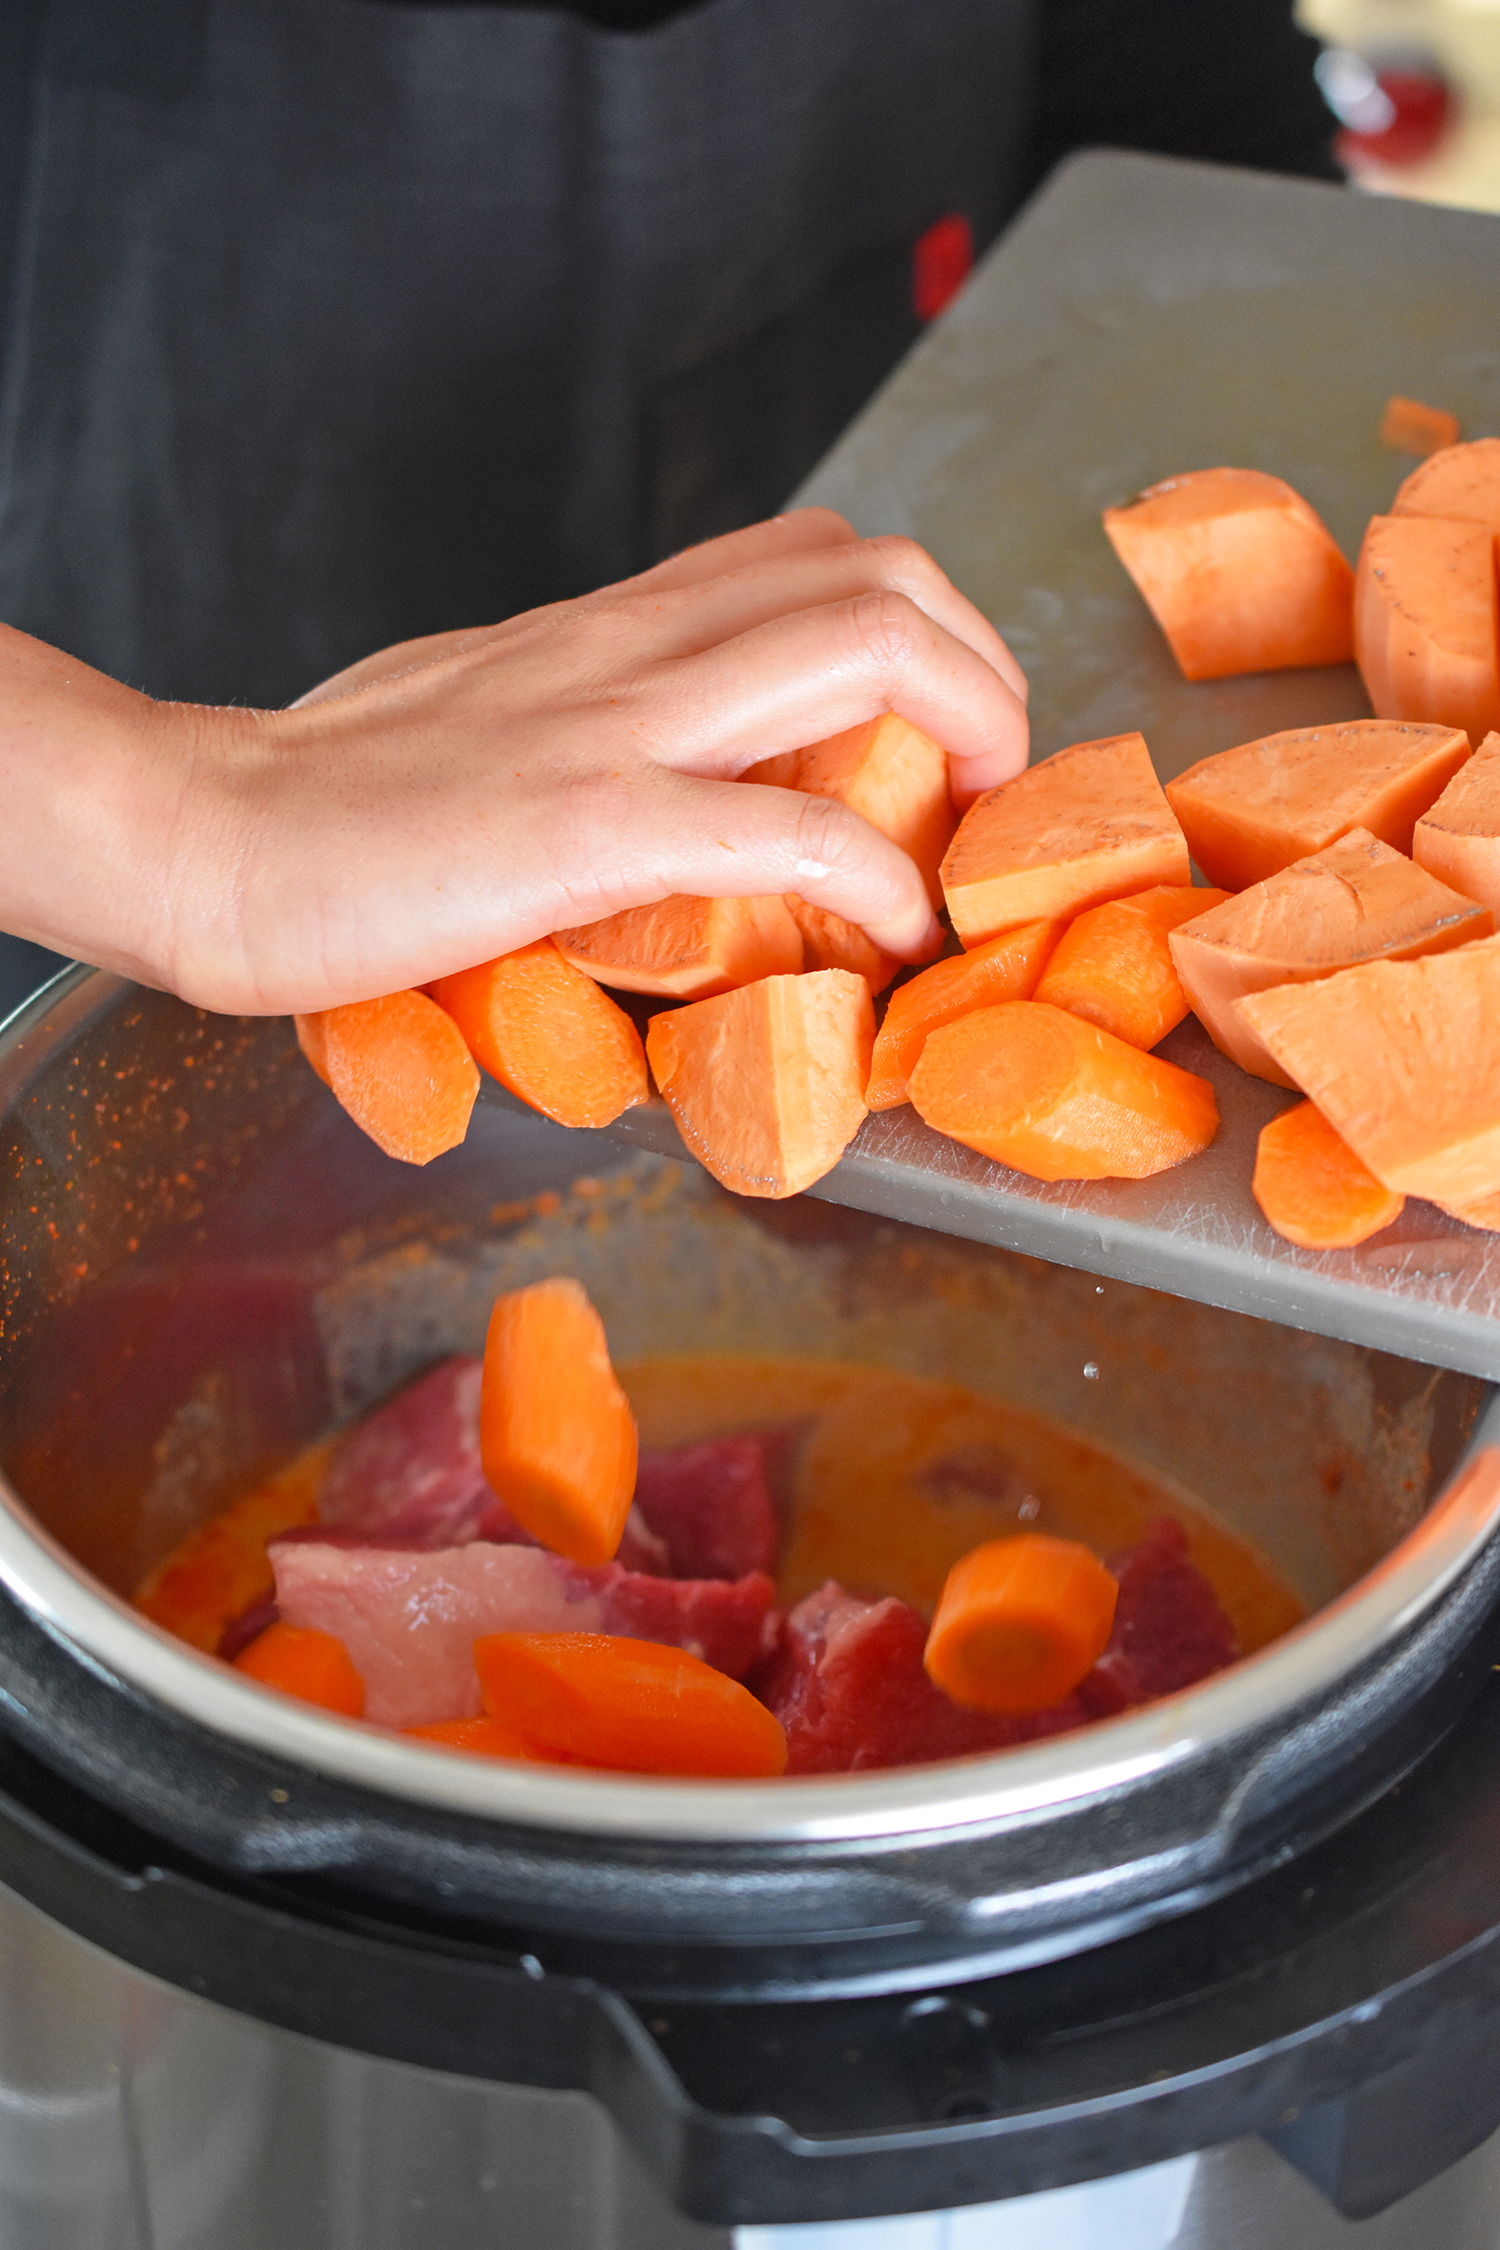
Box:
[3,968,1499,1847]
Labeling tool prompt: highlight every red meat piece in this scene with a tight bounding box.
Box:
[319,1356,490,1547]
[630,1433,782,1579]
[756,1517,1239,1775]
[272,1536,774,1728]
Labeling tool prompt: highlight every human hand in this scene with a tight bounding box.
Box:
[0,510,1028,1014]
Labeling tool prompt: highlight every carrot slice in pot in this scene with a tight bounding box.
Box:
[234,1622,366,1717]
[480,1277,638,1566]
[473,1630,787,1777]
[924,1534,1118,1714]
[1380,397,1460,458]
[403,1714,551,1761]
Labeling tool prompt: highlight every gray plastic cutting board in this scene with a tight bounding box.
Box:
[615,151,1500,1379]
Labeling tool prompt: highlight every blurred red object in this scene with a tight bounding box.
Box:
[1336,64,1454,170]
[912,213,973,323]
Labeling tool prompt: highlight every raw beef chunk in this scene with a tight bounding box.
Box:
[630,1433,782,1579]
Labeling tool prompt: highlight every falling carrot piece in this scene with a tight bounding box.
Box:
[1165,719,1472,893]
[909,1001,1217,1182]
[1413,731,1500,913]
[134,1455,326,1652]
[403,1714,551,1761]
[1034,885,1231,1052]
[433,939,648,1129]
[646,968,873,1199]
[480,1277,638,1565]
[1102,467,1355,680]
[309,989,480,1165]
[782,897,898,993]
[941,734,1189,948]
[1355,515,1500,750]
[1392,435,1500,529]
[553,894,803,1001]
[294,1012,331,1087]
[1380,397,1460,458]
[1252,1101,1405,1250]
[473,1631,788,1777]
[923,1534,1118,1714]
[234,1622,366,1717]
[866,920,1060,1110]
[748,713,956,910]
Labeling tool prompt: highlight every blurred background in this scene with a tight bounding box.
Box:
[1300,0,1500,206]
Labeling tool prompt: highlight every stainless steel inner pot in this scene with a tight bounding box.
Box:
[1,969,1498,1997]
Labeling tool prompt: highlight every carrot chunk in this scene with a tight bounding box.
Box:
[866,920,1059,1111]
[1034,884,1231,1052]
[1236,933,1500,1206]
[646,968,873,1199]
[1380,398,1461,458]
[1165,719,1472,893]
[480,1277,638,1566]
[923,1534,1119,1714]
[553,894,803,1000]
[782,897,898,993]
[1392,435,1500,528]
[472,1630,788,1777]
[134,1462,324,1652]
[941,734,1189,948]
[748,713,956,910]
[1439,1188,1500,1233]
[312,989,480,1165]
[403,1714,550,1761]
[433,939,648,1129]
[1413,731,1500,913]
[908,1000,1218,1181]
[1252,1101,1405,1250]
[234,1622,366,1717]
[1355,515,1500,749]
[294,1012,331,1087]
[1102,467,1354,680]
[1170,830,1491,1086]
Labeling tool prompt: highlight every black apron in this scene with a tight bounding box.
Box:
[0,0,1031,707]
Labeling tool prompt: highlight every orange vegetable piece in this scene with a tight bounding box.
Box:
[909,1000,1217,1182]
[646,968,873,1199]
[866,920,1059,1111]
[1236,933,1500,1206]
[1033,884,1230,1052]
[923,1534,1119,1714]
[472,1630,787,1777]
[1355,515,1500,750]
[782,897,898,994]
[1252,1100,1405,1250]
[1380,398,1461,458]
[1392,435,1500,528]
[403,1715,550,1761]
[480,1277,638,1566]
[941,734,1189,948]
[1165,719,1472,893]
[134,1465,323,1652]
[294,1011,331,1086]
[234,1622,366,1717]
[748,713,956,910]
[307,989,480,1165]
[553,894,803,1000]
[1438,1188,1500,1233]
[1102,467,1354,680]
[1170,830,1491,1086]
[1413,731,1500,913]
[433,938,648,1129]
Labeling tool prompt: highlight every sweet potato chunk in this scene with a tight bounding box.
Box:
[554,894,803,1000]
[941,734,1189,948]
[1102,468,1354,680]
[434,939,648,1128]
[646,968,874,1199]
[1164,719,1471,893]
[748,713,955,910]
[1380,399,1460,459]
[1392,435,1500,529]
[1170,830,1491,1086]
[908,1000,1218,1182]
[1236,934,1500,1205]
[1034,884,1230,1052]
[1413,731,1500,912]
[866,920,1059,1110]
[1355,515,1500,749]
[782,897,898,993]
[1252,1101,1405,1250]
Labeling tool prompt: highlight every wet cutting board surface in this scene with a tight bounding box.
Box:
[613,152,1500,1380]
